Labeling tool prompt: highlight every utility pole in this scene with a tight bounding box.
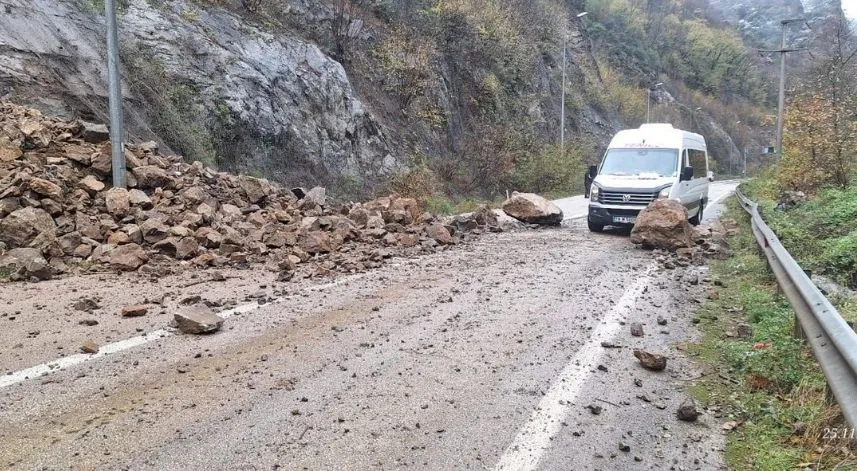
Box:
[760,18,805,158]
[560,33,566,158]
[106,0,126,188]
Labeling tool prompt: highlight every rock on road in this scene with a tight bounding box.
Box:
[554,180,739,223]
[0,186,738,470]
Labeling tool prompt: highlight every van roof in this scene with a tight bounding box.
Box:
[608,123,706,151]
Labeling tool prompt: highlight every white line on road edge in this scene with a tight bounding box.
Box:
[561,212,587,222]
[0,264,402,390]
[0,301,261,389]
[493,265,655,471]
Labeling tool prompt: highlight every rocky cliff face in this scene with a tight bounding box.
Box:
[0,0,616,199]
[0,0,394,192]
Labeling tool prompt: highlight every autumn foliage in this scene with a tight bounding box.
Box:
[779,18,857,194]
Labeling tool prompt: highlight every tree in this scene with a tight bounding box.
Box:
[331,0,368,60]
[780,17,857,192]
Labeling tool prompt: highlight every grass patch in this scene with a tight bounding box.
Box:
[743,177,857,292]
[687,197,856,470]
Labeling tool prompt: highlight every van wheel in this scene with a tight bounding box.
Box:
[689,201,704,226]
[588,219,604,232]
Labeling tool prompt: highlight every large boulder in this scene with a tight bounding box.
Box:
[238,175,270,204]
[0,248,53,280]
[425,222,453,245]
[630,199,693,250]
[132,165,174,189]
[27,177,63,200]
[105,187,131,216]
[0,207,56,248]
[299,231,334,253]
[501,192,563,225]
[105,243,148,270]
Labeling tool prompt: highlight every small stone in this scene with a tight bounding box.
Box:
[618,442,631,452]
[657,316,667,326]
[586,404,603,415]
[677,398,700,422]
[175,304,224,334]
[633,349,667,371]
[630,322,644,337]
[737,323,752,339]
[80,340,99,354]
[121,304,148,317]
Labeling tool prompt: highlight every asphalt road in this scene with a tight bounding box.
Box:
[554,180,739,224]
[0,183,739,470]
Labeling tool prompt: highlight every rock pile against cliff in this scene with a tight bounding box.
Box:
[0,103,499,282]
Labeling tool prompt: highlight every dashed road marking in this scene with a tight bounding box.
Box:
[493,265,655,471]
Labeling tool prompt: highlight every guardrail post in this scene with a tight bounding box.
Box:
[793,317,806,340]
[825,384,836,406]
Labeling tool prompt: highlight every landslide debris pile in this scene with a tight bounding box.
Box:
[0,103,501,282]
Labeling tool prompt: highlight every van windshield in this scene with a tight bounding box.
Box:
[600,148,679,177]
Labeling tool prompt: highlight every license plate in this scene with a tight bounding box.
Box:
[613,216,636,224]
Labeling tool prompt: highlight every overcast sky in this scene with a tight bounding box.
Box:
[843,0,856,19]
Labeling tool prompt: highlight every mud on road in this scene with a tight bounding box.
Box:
[0,223,724,470]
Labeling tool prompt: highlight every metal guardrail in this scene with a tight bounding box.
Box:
[735,187,857,430]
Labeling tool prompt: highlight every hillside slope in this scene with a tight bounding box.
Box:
[0,0,804,198]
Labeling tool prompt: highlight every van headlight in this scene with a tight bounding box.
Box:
[590,184,601,200]
[658,186,672,199]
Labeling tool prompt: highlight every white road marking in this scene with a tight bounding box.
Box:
[493,265,655,471]
[0,301,263,389]
[0,264,402,390]
[562,212,587,221]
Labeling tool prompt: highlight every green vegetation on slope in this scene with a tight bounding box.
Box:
[744,174,857,293]
[585,0,767,104]
[688,198,856,470]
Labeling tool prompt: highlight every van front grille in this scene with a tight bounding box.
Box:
[598,191,657,206]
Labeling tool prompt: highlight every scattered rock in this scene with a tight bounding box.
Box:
[633,349,667,371]
[586,404,603,415]
[27,177,63,200]
[630,322,644,337]
[0,102,499,284]
[121,304,148,317]
[175,304,224,334]
[737,323,753,339]
[80,121,110,143]
[425,222,453,245]
[79,175,105,193]
[73,298,100,312]
[618,442,631,453]
[775,190,806,211]
[657,316,668,326]
[676,398,700,422]
[501,192,563,225]
[105,187,131,216]
[106,243,149,271]
[80,340,99,354]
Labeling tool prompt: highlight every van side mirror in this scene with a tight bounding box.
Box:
[680,166,693,181]
[588,165,598,178]
[707,170,714,182]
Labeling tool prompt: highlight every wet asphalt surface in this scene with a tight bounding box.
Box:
[0,186,737,470]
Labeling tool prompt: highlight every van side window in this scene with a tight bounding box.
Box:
[688,149,707,178]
